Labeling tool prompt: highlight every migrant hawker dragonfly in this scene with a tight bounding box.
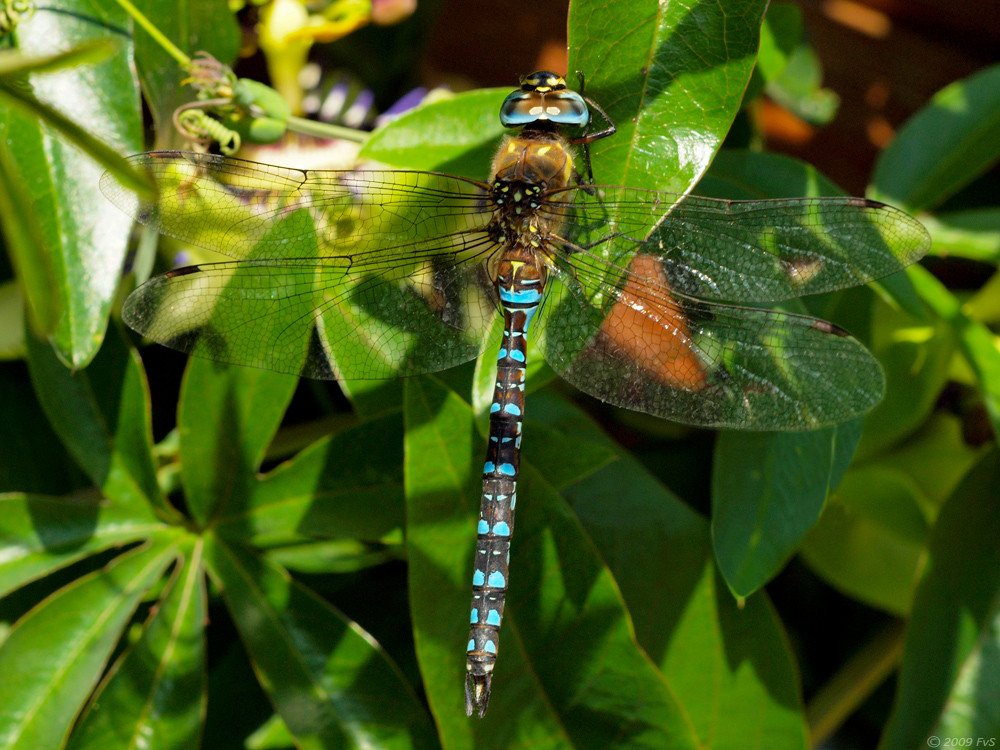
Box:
[101,71,930,717]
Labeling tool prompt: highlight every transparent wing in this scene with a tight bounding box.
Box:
[541,185,930,303]
[538,252,885,430]
[104,152,500,379]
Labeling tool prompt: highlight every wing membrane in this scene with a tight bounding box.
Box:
[538,251,884,430]
[109,152,500,379]
[542,186,930,303]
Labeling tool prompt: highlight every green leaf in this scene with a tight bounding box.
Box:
[712,421,863,597]
[874,413,989,512]
[921,208,1000,263]
[0,42,114,77]
[0,145,61,335]
[856,288,955,456]
[0,78,154,199]
[699,148,843,199]
[0,282,27,359]
[0,492,164,599]
[0,2,144,367]
[909,265,1000,440]
[764,42,839,125]
[130,0,240,144]
[246,713,296,750]
[203,534,436,749]
[0,367,76,494]
[213,413,405,547]
[569,0,769,193]
[800,465,929,614]
[871,63,1000,212]
[360,89,506,177]
[755,3,803,83]
[178,358,298,526]
[880,450,1000,748]
[531,391,809,749]
[25,325,166,516]
[521,418,618,491]
[0,533,181,750]
[404,376,701,748]
[67,537,206,750]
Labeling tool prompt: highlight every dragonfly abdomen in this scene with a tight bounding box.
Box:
[465,248,546,717]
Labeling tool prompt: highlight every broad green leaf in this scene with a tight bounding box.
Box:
[0,493,164,598]
[699,148,843,200]
[871,63,1000,212]
[0,282,26,359]
[360,88,506,177]
[25,325,166,516]
[754,3,803,84]
[921,208,1000,263]
[0,367,76,494]
[213,413,405,547]
[265,539,400,575]
[404,376,700,748]
[764,41,839,125]
[0,1,143,367]
[800,465,929,614]
[521,418,617,491]
[0,145,60,335]
[0,42,114,77]
[569,0,769,193]
[0,533,181,750]
[856,290,955,456]
[874,413,989,514]
[880,450,1000,748]
[178,358,298,526]
[0,77,153,198]
[966,268,1000,326]
[129,0,240,146]
[909,265,1000,440]
[67,537,206,750]
[712,421,863,597]
[203,534,436,749]
[531,390,809,749]
[246,713,296,749]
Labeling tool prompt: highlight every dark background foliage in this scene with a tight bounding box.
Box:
[0,1,998,748]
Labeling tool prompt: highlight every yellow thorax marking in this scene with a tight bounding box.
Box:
[536,145,551,157]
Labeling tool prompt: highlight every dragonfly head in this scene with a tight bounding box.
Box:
[500,71,589,130]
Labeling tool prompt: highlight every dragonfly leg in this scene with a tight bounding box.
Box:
[566,71,617,184]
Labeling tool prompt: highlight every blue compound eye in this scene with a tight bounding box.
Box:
[499,88,589,128]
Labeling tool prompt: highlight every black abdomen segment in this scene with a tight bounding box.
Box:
[465,262,542,717]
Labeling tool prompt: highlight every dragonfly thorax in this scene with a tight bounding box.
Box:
[489,133,575,249]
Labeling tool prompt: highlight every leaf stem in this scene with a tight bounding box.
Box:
[806,619,906,744]
[111,0,191,68]
[285,115,369,144]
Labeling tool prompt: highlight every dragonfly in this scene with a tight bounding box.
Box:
[101,71,930,717]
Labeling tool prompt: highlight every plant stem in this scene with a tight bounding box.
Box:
[285,115,369,143]
[806,619,906,745]
[111,0,191,68]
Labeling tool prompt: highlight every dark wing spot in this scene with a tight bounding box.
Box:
[810,319,850,337]
[165,265,203,278]
[845,197,884,209]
